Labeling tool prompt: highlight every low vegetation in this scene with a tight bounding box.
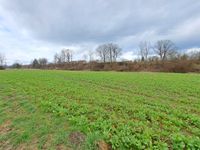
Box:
[0,70,200,149]
[31,59,200,73]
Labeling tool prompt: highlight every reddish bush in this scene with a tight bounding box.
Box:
[24,60,200,73]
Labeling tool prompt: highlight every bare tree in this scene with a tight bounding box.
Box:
[108,43,122,62]
[154,40,177,60]
[66,49,73,63]
[54,53,61,64]
[190,51,200,60]
[139,41,151,61]
[88,50,94,62]
[96,43,122,62]
[0,53,6,66]
[96,44,109,62]
[60,49,67,62]
[54,49,73,64]
[38,58,48,66]
[60,49,73,63]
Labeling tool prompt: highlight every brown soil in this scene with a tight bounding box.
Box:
[0,120,12,150]
[96,140,111,150]
[68,131,86,147]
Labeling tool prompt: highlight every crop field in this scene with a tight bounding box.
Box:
[0,70,200,149]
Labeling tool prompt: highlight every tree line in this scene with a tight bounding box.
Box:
[1,39,200,72]
[31,39,183,67]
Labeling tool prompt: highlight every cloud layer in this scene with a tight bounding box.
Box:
[0,0,200,64]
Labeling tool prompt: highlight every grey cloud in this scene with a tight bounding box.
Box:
[1,0,200,48]
[0,0,200,65]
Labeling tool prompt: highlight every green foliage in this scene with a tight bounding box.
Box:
[172,134,200,150]
[0,70,200,149]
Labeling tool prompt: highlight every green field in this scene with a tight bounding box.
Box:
[0,70,200,149]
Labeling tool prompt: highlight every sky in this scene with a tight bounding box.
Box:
[0,0,200,65]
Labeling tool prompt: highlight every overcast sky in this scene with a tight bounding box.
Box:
[0,0,200,64]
